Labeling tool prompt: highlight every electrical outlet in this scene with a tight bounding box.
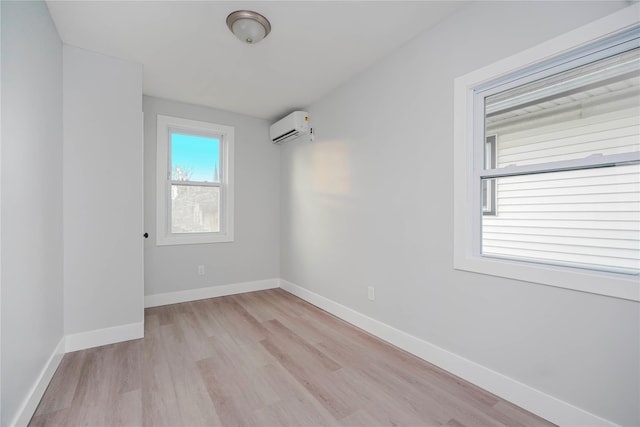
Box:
[368,286,375,301]
[198,265,205,276]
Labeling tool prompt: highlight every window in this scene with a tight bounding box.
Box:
[156,115,234,245]
[454,7,639,301]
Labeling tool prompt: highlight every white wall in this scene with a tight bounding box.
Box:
[143,96,280,297]
[63,46,144,337]
[1,1,64,424]
[280,2,639,426]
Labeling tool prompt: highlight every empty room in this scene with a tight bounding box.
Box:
[1,1,639,426]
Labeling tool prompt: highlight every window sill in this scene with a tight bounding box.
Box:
[156,232,234,246]
[454,253,639,302]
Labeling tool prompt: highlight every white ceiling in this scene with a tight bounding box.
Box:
[46,1,466,120]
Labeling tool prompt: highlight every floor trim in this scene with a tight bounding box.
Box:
[10,337,65,427]
[144,278,280,308]
[65,321,144,353]
[280,279,617,427]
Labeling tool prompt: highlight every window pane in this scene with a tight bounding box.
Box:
[171,133,220,183]
[482,164,640,274]
[485,48,640,168]
[171,185,220,233]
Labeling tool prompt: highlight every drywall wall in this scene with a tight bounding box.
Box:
[1,1,64,424]
[63,46,144,336]
[280,2,638,425]
[143,96,280,297]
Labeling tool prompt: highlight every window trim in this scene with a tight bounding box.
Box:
[156,114,234,245]
[453,5,640,301]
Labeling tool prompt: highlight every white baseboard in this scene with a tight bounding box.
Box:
[65,321,144,353]
[10,280,617,427]
[10,278,278,425]
[10,337,65,427]
[144,278,280,308]
[279,279,617,427]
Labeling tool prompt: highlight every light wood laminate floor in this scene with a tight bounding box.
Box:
[30,289,554,426]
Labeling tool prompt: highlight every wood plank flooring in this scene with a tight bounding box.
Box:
[29,289,554,426]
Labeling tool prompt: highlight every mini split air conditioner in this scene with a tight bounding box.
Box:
[270,111,310,144]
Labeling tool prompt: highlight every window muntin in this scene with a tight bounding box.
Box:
[156,115,234,245]
[453,7,640,301]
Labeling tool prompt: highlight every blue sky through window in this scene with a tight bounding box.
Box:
[171,132,220,182]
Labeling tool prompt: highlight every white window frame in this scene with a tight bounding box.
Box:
[156,114,234,245]
[453,5,640,302]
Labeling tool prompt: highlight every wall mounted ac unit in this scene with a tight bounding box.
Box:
[270,111,310,144]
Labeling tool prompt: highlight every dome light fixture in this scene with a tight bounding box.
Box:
[226,10,271,44]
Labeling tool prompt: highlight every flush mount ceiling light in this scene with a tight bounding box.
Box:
[226,10,271,44]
